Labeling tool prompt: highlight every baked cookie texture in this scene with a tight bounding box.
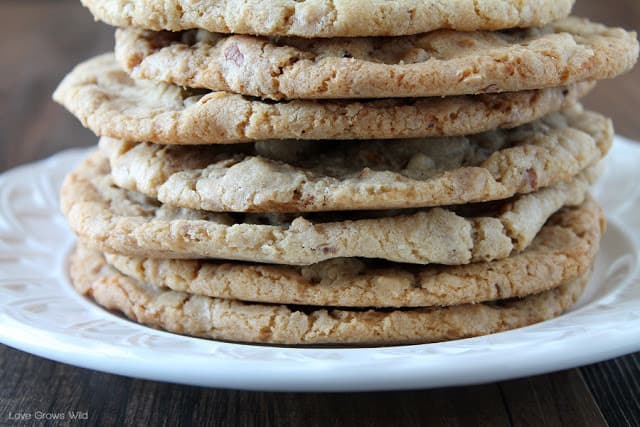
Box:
[102,196,604,307]
[80,0,575,37]
[53,54,596,144]
[115,17,639,100]
[51,0,635,346]
[100,106,611,212]
[60,150,593,265]
[71,243,590,345]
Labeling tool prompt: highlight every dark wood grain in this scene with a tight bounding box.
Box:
[499,371,607,427]
[0,345,606,427]
[0,1,638,426]
[582,353,640,427]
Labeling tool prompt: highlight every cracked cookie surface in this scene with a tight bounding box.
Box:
[81,0,575,37]
[100,106,611,212]
[102,196,604,307]
[61,150,593,265]
[116,17,638,100]
[54,54,595,144]
[71,243,590,345]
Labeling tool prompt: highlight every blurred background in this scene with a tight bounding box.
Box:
[0,0,638,172]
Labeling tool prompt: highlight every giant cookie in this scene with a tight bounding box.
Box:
[103,196,604,307]
[54,54,595,144]
[116,17,638,99]
[100,106,611,212]
[62,151,592,265]
[71,244,591,345]
[81,0,575,37]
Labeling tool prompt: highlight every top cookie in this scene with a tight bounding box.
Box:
[81,0,574,38]
[116,17,639,100]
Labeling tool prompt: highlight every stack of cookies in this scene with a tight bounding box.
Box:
[54,0,638,345]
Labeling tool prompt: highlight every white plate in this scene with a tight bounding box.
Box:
[1,137,640,392]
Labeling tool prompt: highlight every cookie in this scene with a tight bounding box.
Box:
[53,54,595,144]
[103,196,604,307]
[80,0,575,38]
[100,106,611,212]
[116,17,638,100]
[71,244,590,345]
[61,150,593,265]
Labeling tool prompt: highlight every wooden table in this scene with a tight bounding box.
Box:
[1,1,638,425]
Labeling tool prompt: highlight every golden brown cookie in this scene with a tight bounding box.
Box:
[115,17,638,100]
[100,106,611,212]
[53,54,596,144]
[81,0,575,37]
[61,150,593,265]
[102,196,604,307]
[71,243,591,345]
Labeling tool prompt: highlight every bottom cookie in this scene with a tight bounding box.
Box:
[70,245,589,346]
